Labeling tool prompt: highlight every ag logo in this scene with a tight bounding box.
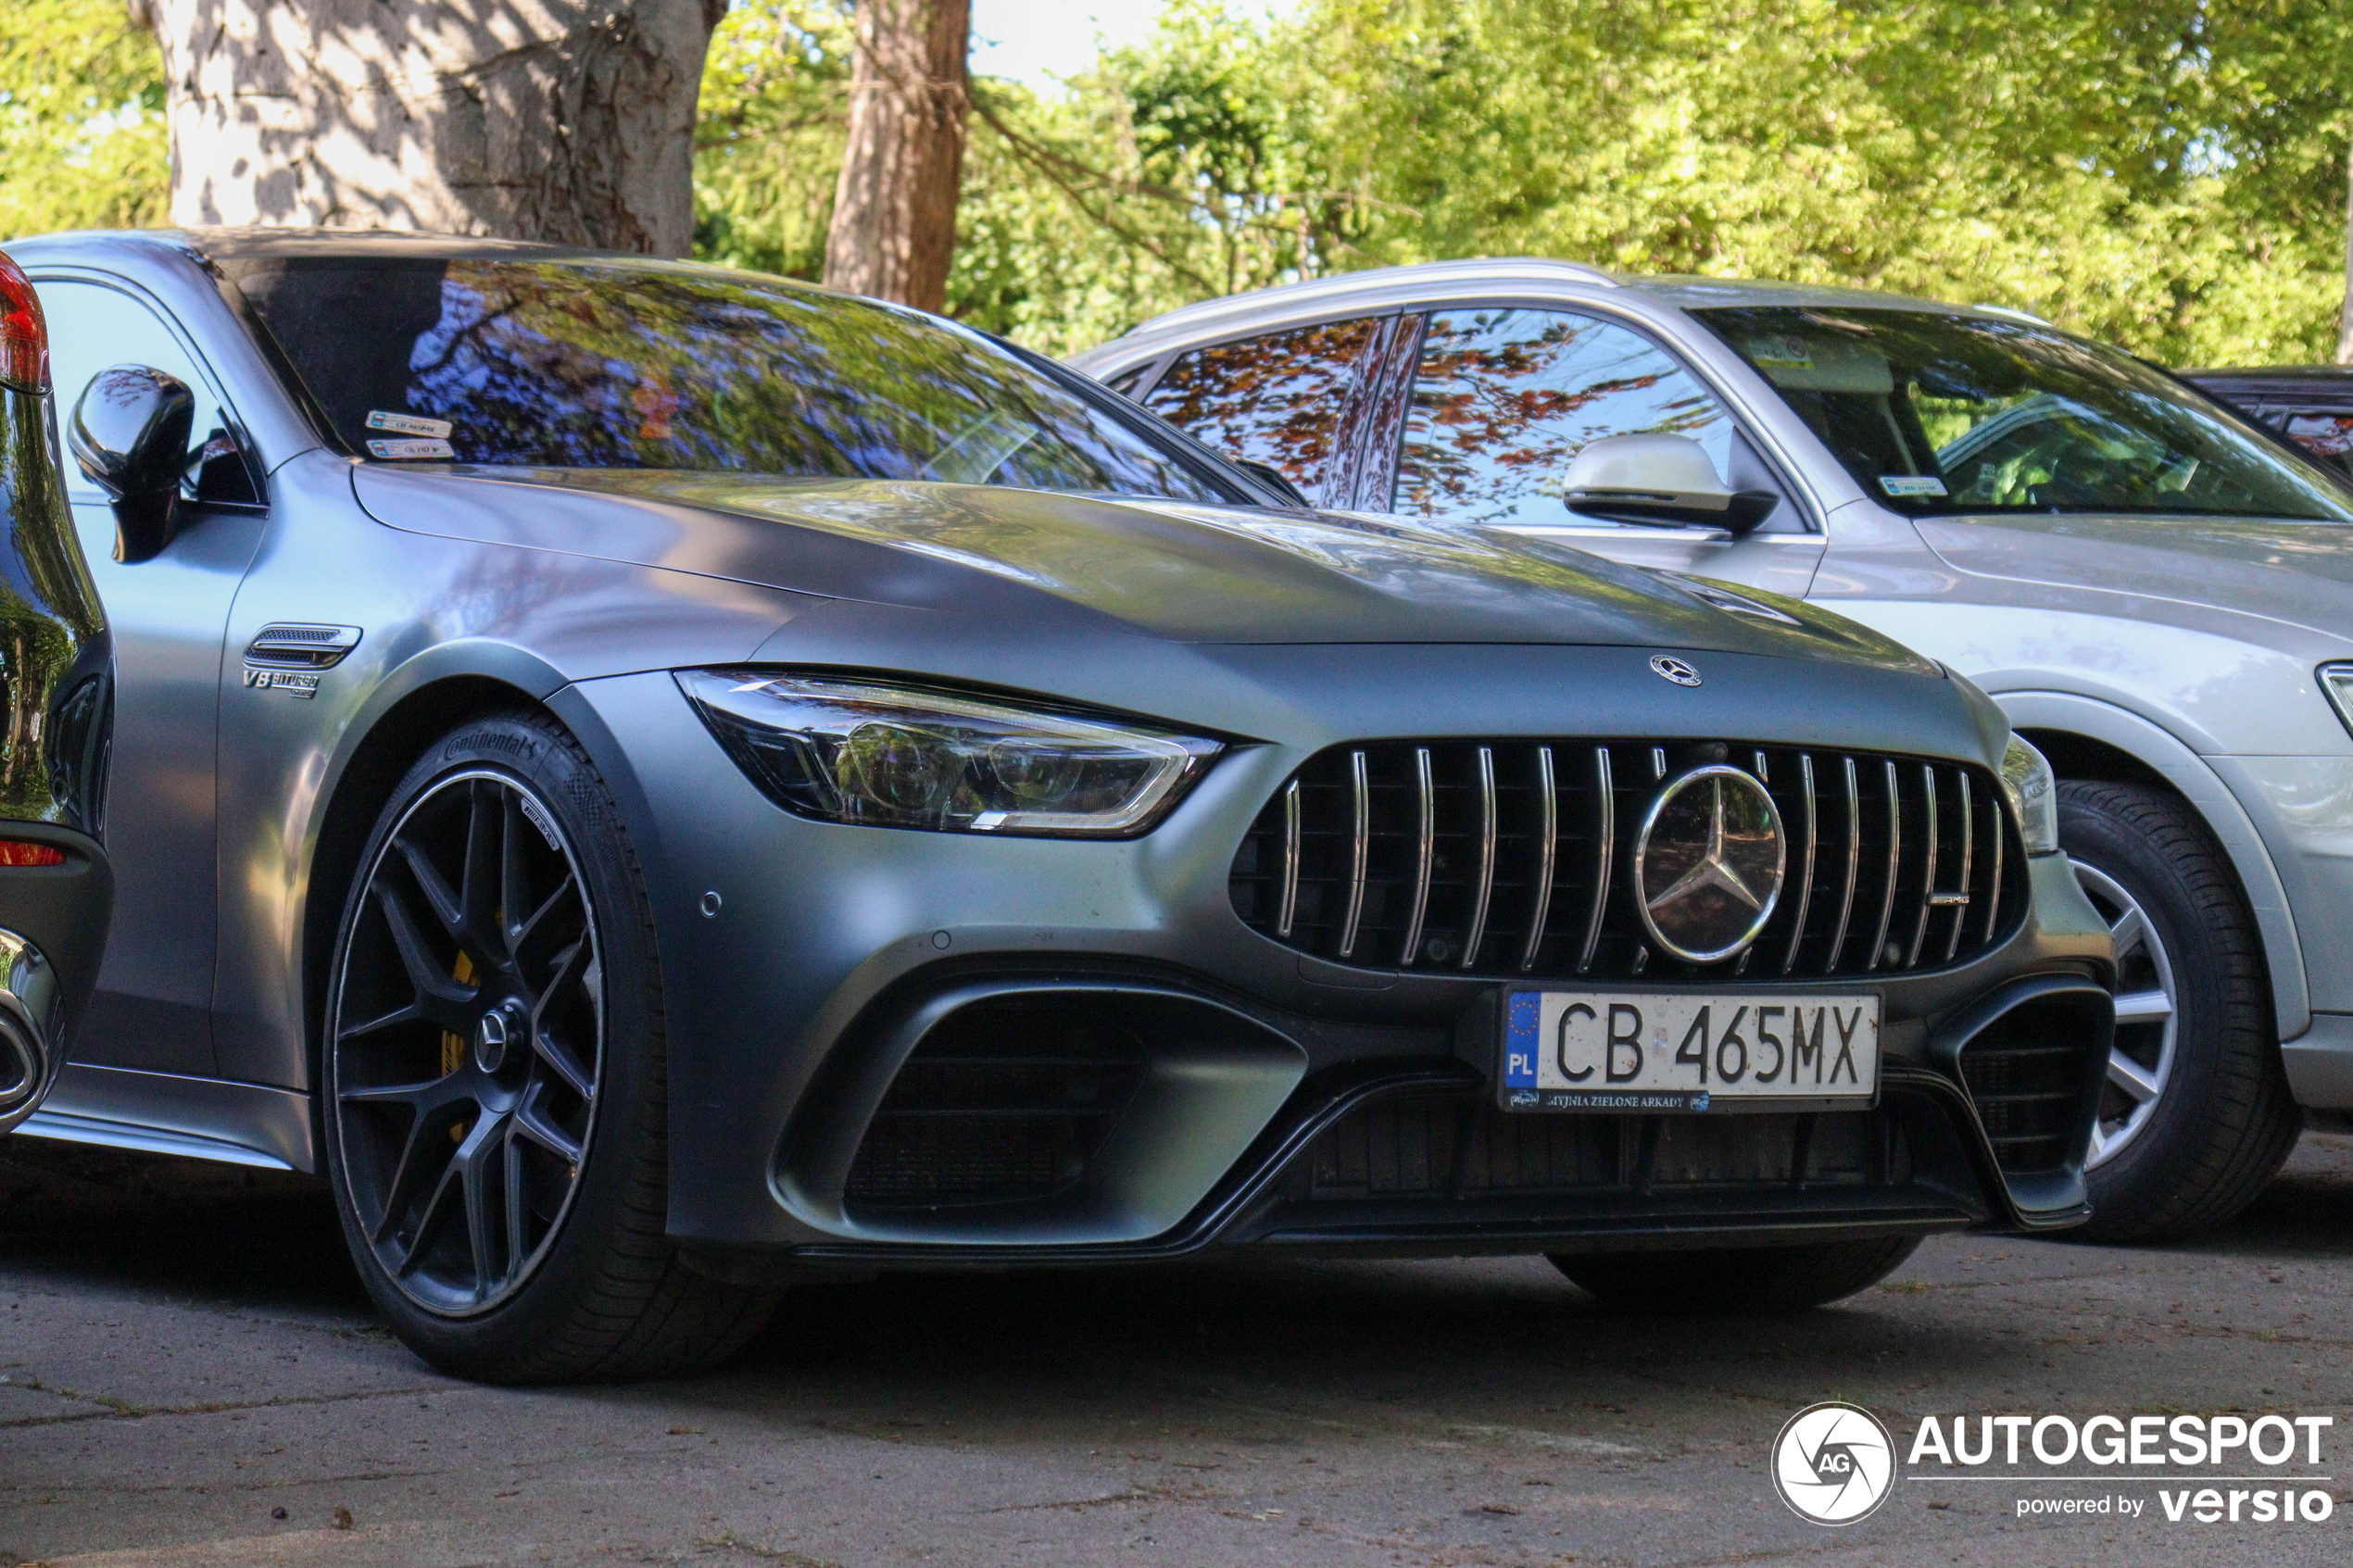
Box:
[1771,1401,1894,1525]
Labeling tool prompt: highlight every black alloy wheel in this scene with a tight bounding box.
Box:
[330,769,601,1315]
[324,712,779,1382]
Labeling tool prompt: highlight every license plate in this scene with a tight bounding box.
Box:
[1499,990,1881,1112]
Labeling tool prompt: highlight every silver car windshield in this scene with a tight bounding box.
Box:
[1692,306,2353,522]
[222,257,1233,502]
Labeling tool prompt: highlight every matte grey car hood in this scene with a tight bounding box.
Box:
[1916,512,2353,645]
[355,466,1932,668]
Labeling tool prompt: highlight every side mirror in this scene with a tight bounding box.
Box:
[1561,433,1779,533]
[69,364,194,564]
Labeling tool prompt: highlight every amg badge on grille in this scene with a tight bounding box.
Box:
[1634,764,1787,962]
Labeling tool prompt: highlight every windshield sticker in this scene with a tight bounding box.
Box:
[1748,334,1815,370]
[366,437,456,460]
[1881,474,1949,498]
[366,410,453,439]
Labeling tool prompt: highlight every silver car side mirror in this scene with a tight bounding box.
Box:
[1562,433,1779,533]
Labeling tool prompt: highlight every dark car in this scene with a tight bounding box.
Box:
[2184,366,2353,480]
[9,229,2108,1383]
[0,249,113,1137]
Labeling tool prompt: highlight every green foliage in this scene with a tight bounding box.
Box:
[4,1,2346,366]
[0,0,167,240]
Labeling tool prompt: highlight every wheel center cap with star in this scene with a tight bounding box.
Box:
[1633,763,1787,963]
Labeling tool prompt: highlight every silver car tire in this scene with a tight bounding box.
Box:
[2056,781,2300,1242]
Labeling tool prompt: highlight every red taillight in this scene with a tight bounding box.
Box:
[0,841,65,868]
[0,249,48,394]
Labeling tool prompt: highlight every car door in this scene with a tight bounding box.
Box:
[1372,304,1825,597]
[31,275,270,1078]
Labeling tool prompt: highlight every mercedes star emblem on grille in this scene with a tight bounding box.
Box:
[1633,763,1788,962]
[1650,655,1702,686]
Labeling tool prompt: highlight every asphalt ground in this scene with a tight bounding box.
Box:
[3,1132,2348,1568]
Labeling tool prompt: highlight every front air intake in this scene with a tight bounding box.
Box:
[844,996,1149,1207]
[1229,739,2026,982]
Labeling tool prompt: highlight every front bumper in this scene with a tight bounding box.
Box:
[559,668,2115,1268]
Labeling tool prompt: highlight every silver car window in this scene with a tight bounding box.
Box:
[1391,307,1732,526]
[34,280,240,506]
[1139,318,1380,499]
[1695,306,2353,521]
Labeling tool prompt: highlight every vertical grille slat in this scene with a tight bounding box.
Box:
[1234,737,2025,982]
[1578,746,1615,974]
[1518,746,1556,972]
[1906,764,1939,968]
[1826,756,1861,973]
[1460,746,1499,970]
[1276,780,1302,938]
[1945,773,1976,963]
[1338,749,1370,960]
[1398,746,1436,966]
[1781,753,1818,975]
[1866,759,1901,972]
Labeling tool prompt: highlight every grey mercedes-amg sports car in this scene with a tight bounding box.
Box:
[8,229,2110,1382]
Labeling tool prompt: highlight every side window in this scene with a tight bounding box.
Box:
[1140,318,1379,499]
[32,279,256,506]
[1392,307,1732,526]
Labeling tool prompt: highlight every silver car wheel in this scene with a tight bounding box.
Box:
[2071,859,2178,1170]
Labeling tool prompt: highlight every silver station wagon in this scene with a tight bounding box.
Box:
[1076,260,2353,1240]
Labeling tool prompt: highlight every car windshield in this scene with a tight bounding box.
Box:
[221,257,1233,501]
[1692,306,2353,522]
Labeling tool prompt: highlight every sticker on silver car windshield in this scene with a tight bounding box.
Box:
[1747,334,1815,370]
[366,436,457,460]
[1880,474,1949,497]
[366,410,453,439]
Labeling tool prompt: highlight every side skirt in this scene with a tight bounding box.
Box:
[15,1063,314,1173]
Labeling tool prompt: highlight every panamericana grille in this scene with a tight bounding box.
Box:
[1230,740,2026,981]
[844,999,1148,1208]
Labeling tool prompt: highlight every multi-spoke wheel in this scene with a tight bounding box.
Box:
[2073,859,2177,1170]
[323,712,779,1382]
[2054,779,2299,1241]
[331,770,601,1315]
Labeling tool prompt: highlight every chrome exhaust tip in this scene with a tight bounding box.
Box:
[0,929,61,1135]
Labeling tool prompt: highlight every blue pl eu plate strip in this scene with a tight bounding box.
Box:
[1504,992,1540,1087]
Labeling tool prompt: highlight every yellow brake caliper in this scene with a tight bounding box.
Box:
[443,951,476,1142]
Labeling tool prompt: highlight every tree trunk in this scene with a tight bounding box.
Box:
[823,0,970,311]
[2339,136,2353,365]
[132,0,726,257]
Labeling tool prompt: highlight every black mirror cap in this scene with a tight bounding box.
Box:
[69,365,193,563]
[1565,487,1780,534]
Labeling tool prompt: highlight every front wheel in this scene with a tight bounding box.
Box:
[1548,1236,1921,1312]
[2057,781,2300,1241]
[322,711,777,1382]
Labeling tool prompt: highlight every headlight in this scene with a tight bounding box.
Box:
[1999,734,2059,855]
[679,671,1222,836]
[2320,663,2353,741]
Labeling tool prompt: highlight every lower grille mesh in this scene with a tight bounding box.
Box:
[1959,1035,2086,1177]
[845,999,1147,1207]
[1300,1092,1904,1198]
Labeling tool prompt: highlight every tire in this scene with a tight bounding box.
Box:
[2057,781,2300,1242]
[1548,1236,1921,1313]
[321,710,779,1383]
